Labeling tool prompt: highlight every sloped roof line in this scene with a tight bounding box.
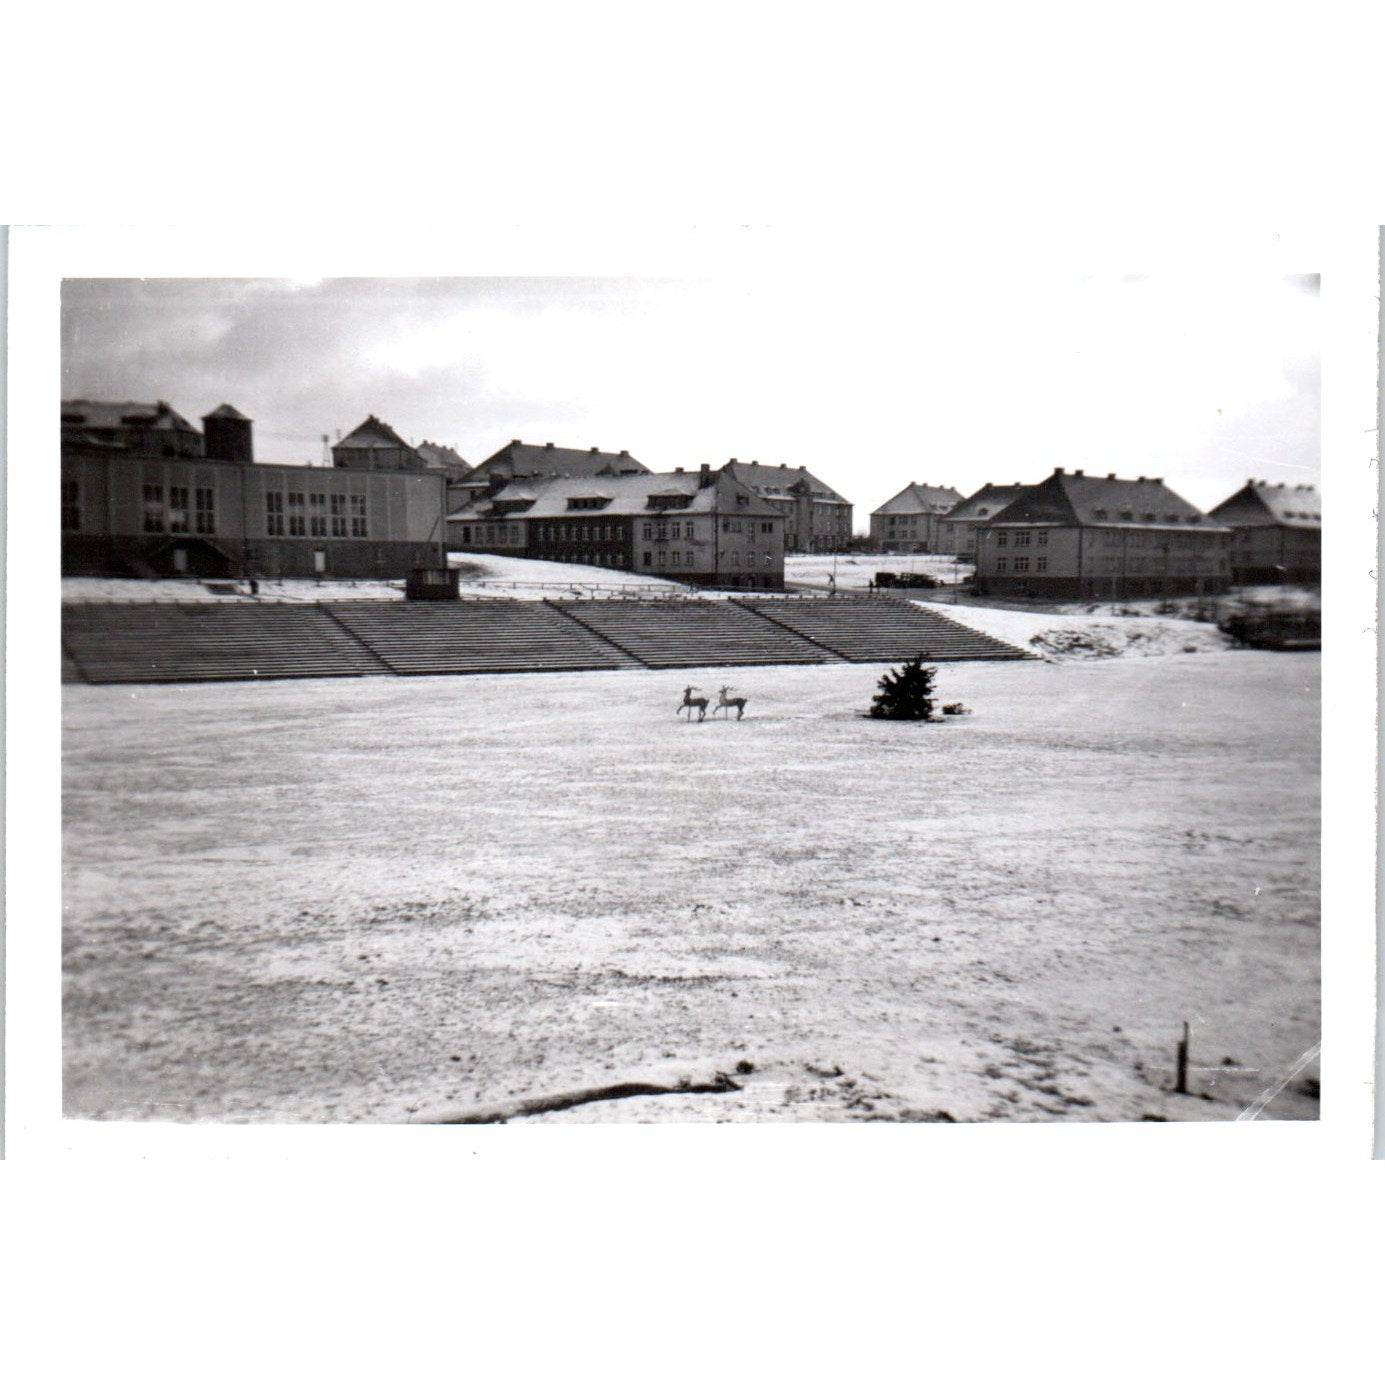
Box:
[335,415,415,451]
[872,482,965,516]
[448,469,779,523]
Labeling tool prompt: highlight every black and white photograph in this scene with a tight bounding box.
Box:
[5,5,1384,1379]
[54,271,1324,1126]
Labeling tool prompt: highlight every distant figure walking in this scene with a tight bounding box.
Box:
[827,573,837,595]
[715,685,748,720]
[677,686,708,722]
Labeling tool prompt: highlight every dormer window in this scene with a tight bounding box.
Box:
[566,495,611,511]
[1121,510,1134,521]
[646,491,692,510]
[1143,512,1156,521]
[1092,507,1107,518]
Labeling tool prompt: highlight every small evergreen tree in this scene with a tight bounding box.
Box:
[869,654,938,720]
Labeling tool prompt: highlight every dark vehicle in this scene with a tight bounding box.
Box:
[1218,609,1320,650]
[875,570,940,589]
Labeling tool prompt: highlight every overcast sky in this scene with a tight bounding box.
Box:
[62,273,1318,521]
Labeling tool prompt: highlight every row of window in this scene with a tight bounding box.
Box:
[995,557,1047,573]
[994,530,1049,547]
[142,484,217,535]
[538,521,622,543]
[265,491,367,538]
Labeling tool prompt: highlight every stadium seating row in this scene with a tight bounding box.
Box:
[61,596,1028,685]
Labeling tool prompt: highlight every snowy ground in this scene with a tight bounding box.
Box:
[786,552,970,589]
[63,649,1319,1125]
[62,555,693,606]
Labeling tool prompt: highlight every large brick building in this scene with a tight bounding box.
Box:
[720,460,852,553]
[869,482,964,553]
[447,463,786,588]
[935,483,1031,558]
[972,468,1230,599]
[1207,480,1321,584]
[61,401,448,580]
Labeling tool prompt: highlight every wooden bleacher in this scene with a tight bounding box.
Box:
[736,596,1030,662]
[549,598,839,668]
[61,595,1029,685]
[324,599,638,675]
[61,603,392,684]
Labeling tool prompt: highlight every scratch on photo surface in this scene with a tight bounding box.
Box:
[1235,1042,1321,1122]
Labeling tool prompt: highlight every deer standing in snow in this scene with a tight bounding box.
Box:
[677,686,708,722]
[715,685,748,720]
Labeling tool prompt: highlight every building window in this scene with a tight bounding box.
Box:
[643,551,652,565]
[168,485,190,534]
[996,558,1007,572]
[670,522,681,540]
[309,493,327,537]
[730,550,740,566]
[195,487,216,534]
[330,494,347,536]
[288,491,306,536]
[687,551,694,567]
[670,551,680,567]
[143,484,166,533]
[61,480,80,531]
[1014,531,1030,546]
[1014,556,1029,572]
[642,522,653,540]
[1037,530,1048,546]
[266,491,284,536]
[350,495,368,537]
[1036,556,1048,572]
[996,531,1007,546]
[657,550,667,566]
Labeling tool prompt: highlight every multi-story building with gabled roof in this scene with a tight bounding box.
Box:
[719,460,852,553]
[868,482,964,553]
[1207,480,1321,584]
[973,467,1231,599]
[934,483,1032,558]
[447,463,785,588]
[62,399,205,459]
[330,415,434,471]
[62,400,448,580]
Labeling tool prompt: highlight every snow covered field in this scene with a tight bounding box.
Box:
[62,645,1319,1124]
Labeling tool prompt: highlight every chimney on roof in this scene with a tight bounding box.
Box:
[1137,475,1145,482]
[1107,472,1116,479]
[619,449,629,457]
[780,462,787,469]
[545,442,554,450]
[1073,469,1084,477]
[1152,477,1162,484]
[675,466,684,473]
[1055,467,1065,475]
[729,457,737,465]
[511,438,522,446]
[699,463,713,488]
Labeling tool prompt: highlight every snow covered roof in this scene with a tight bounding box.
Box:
[1208,481,1321,529]
[985,469,1227,531]
[335,415,416,452]
[449,469,778,522]
[943,483,1033,522]
[61,399,200,433]
[414,441,471,475]
[473,440,649,480]
[723,459,848,503]
[873,482,965,517]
